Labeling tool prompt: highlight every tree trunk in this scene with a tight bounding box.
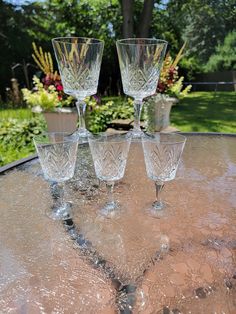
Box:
[138,0,155,37]
[121,0,134,38]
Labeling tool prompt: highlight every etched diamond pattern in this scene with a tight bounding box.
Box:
[122,65,160,98]
[61,66,99,96]
[116,41,167,100]
[89,139,131,182]
[53,40,103,98]
[142,136,185,182]
[36,141,78,182]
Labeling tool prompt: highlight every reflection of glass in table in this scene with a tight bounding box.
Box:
[0,134,236,313]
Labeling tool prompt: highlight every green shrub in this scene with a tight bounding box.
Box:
[87,97,134,133]
[0,116,46,166]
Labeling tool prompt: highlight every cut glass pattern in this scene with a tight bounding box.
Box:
[36,141,78,182]
[142,141,185,182]
[122,65,160,99]
[89,141,130,182]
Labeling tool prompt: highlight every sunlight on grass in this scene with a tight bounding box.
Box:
[171,92,236,133]
[0,108,33,120]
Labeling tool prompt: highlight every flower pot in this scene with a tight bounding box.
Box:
[43,108,78,133]
[145,94,178,132]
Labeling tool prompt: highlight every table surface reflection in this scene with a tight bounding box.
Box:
[0,133,235,314]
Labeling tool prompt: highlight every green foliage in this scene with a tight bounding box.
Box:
[169,77,192,98]
[87,97,134,133]
[0,0,122,97]
[0,144,34,167]
[21,0,122,94]
[87,99,114,133]
[0,116,46,166]
[0,108,33,120]
[164,0,236,78]
[179,56,203,81]
[0,1,33,96]
[110,97,134,120]
[22,76,74,111]
[205,31,236,72]
[22,76,58,111]
[175,0,236,62]
[1,0,236,99]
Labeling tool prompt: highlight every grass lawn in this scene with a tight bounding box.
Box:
[171,92,236,133]
[0,107,34,120]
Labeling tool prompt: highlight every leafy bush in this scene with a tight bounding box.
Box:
[0,116,46,166]
[22,76,59,111]
[179,56,203,81]
[87,97,134,133]
[22,76,74,111]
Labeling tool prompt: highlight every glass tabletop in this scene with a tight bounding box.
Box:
[0,134,235,313]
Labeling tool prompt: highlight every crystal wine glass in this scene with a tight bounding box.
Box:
[116,38,167,138]
[34,132,78,220]
[52,37,104,140]
[142,133,186,218]
[88,134,131,218]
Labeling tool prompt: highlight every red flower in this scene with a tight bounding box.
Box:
[157,82,165,93]
[56,85,63,91]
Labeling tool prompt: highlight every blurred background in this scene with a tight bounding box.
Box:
[1,0,235,98]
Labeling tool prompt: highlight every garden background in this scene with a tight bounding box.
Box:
[0,0,236,166]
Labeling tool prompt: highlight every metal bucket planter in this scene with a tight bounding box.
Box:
[145,94,178,132]
[43,108,78,133]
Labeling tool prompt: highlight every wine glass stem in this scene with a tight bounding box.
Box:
[106,181,115,206]
[155,182,164,206]
[57,181,65,207]
[76,100,87,130]
[133,99,143,132]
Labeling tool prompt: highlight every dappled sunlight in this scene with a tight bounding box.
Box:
[171,92,236,133]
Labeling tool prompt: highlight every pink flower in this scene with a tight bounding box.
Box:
[56,85,63,91]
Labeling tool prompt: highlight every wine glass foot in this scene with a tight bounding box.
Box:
[71,128,91,141]
[145,201,169,219]
[128,128,144,140]
[46,202,72,220]
[98,201,121,219]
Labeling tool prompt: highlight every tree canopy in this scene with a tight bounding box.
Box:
[0,0,235,99]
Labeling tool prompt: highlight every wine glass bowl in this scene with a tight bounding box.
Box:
[52,37,104,139]
[116,38,167,137]
[34,132,78,220]
[88,134,131,218]
[142,133,186,217]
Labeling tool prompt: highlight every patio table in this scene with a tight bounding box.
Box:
[0,133,235,313]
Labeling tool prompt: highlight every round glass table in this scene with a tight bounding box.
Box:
[0,133,235,313]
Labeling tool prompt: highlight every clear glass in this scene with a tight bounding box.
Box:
[34,132,78,219]
[142,133,186,217]
[2,134,236,312]
[116,38,167,138]
[52,37,104,140]
[88,134,131,218]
